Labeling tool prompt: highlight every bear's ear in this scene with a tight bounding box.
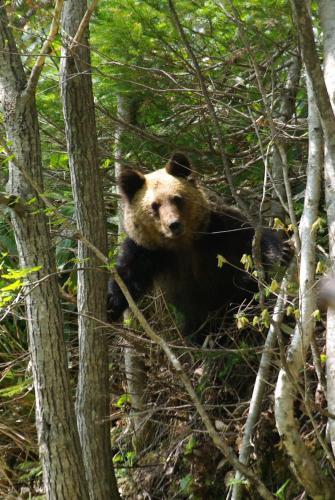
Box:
[166,152,192,178]
[118,169,145,201]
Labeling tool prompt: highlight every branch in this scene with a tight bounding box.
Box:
[69,0,99,51]
[26,0,64,94]
[167,0,250,218]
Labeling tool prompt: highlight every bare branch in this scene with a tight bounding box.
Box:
[167,0,250,217]
[69,0,99,51]
[26,0,64,94]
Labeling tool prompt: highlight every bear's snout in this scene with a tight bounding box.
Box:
[169,220,183,236]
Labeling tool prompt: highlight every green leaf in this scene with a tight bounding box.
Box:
[320,353,327,365]
[273,218,286,230]
[236,314,249,329]
[2,266,42,279]
[261,308,270,328]
[241,254,253,271]
[217,254,228,268]
[316,261,326,274]
[269,279,279,293]
[275,479,290,499]
[311,217,325,234]
[312,309,321,321]
[115,393,131,408]
[1,279,23,291]
[179,473,193,492]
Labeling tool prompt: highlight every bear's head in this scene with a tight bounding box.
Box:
[118,153,210,249]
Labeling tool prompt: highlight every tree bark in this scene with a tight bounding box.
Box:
[232,267,292,500]
[0,3,89,499]
[114,94,153,451]
[271,54,301,221]
[319,0,335,459]
[274,47,334,500]
[60,2,119,499]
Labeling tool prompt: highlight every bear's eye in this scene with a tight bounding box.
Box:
[171,195,184,208]
[151,201,160,213]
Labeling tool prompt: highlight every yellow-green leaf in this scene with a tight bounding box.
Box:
[269,279,279,293]
[2,265,41,280]
[217,254,228,268]
[261,308,270,328]
[241,254,253,271]
[312,309,321,321]
[273,218,285,230]
[1,279,23,291]
[311,217,324,234]
[236,315,249,329]
[316,261,326,275]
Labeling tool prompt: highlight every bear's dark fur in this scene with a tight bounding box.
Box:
[107,153,287,340]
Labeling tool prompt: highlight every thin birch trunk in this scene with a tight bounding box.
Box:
[232,267,293,500]
[274,70,332,496]
[60,2,119,499]
[0,3,89,499]
[271,54,301,221]
[319,0,335,458]
[232,55,301,499]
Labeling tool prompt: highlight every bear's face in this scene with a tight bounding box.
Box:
[118,153,209,250]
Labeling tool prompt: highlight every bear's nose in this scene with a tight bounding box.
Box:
[169,221,182,235]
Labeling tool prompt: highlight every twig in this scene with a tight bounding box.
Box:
[69,0,99,51]
[167,0,251,219]
[25,0,64,94]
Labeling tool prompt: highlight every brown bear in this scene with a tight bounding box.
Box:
[107,152,287,341]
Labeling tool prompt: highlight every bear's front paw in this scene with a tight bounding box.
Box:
[106,280,128,321]
[106,295,123,321]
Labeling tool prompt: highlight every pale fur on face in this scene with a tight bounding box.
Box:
[123,168,210,250]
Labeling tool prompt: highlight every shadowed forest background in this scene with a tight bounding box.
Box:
[1,1,335,499]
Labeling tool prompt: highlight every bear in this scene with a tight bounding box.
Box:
[107,152,287,341]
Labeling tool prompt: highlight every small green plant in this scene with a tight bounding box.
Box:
[275,479,290,500]
[179,473,193,495]
[115,393,131,409]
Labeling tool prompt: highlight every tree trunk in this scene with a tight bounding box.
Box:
[274,3,335,491]
[115,94,153,452]
[271,54,301,221]
[319,0,335,459]
[60,2,119,499]
[0,3,89,499]
[232,267,292,500]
